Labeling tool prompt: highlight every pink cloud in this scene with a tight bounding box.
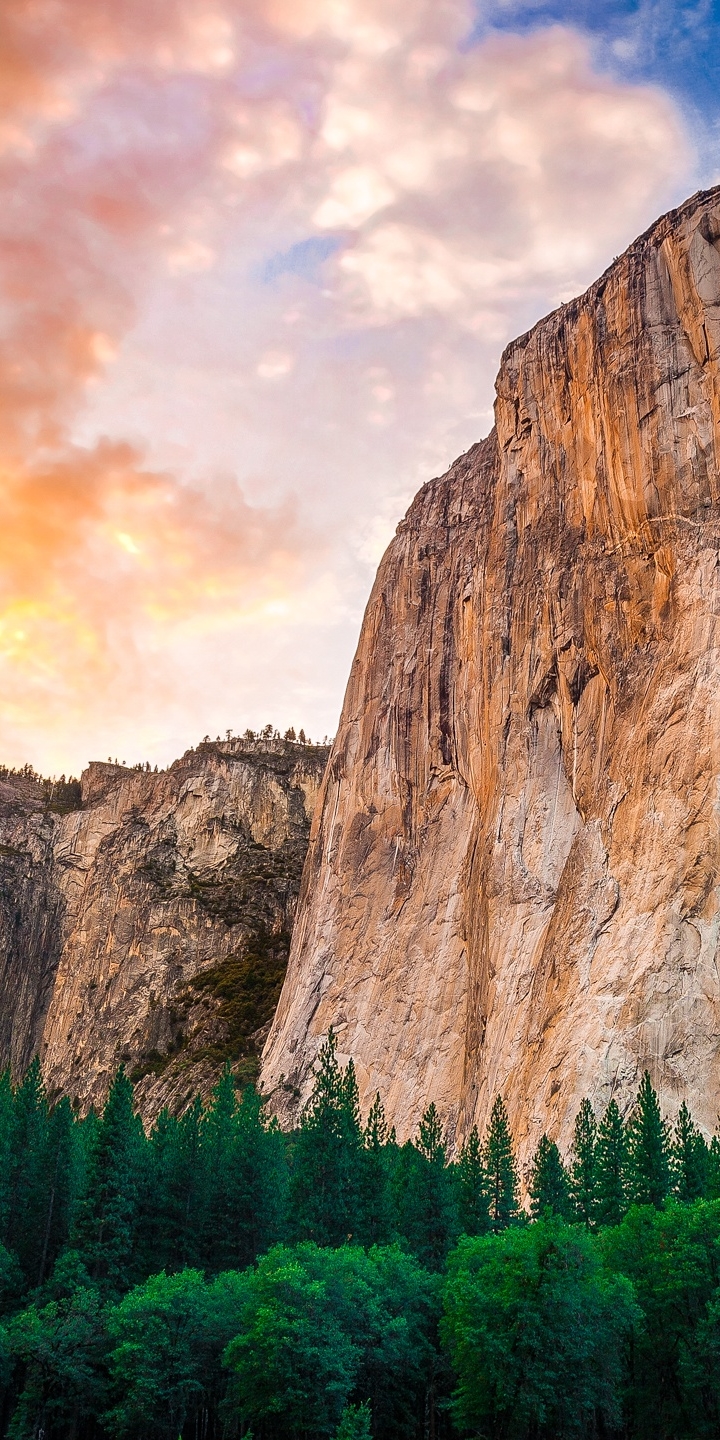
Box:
[0,0,696,774]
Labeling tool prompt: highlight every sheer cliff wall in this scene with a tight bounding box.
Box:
[262,186,720,1161]
[0,739,328,1117]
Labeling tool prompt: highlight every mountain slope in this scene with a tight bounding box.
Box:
[262,186,720,1161]
[0,736,328,1116]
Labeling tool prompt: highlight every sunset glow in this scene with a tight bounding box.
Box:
[0,0,709,774]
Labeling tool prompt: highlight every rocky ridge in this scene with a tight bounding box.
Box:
[262,186,720,1163]
[0,736,328,1117]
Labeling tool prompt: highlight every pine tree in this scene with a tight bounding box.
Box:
[595,1099,627,1227]
[417,1102,443,1164]
[199,1067,240,1272]
[138,1102,206,1276]
[528,1135,572,1220]
[35,1096,80,1286]
[672,1100,708,1202]
[7,1057,52,1286]
[342,1058,362,1134]
[138,1107,179,1275]
[483,1095,518,1231]
[457,1126,489,1236]
[360,1093,395,1246]
[707,1133,720,1200]
[570,1099,598,1228]
[0,1070,14,1247]
[230,1084,287,1267]
[626,1071,671,1209]
[72,1066,146,1292]
[289,1030,365,1246]
[394,1104,458,1269]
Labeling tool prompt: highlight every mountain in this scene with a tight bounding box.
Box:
[0,735,328,1116]
[261,185,720,1162]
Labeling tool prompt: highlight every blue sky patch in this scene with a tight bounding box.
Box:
[262,234,344,285]
[473,1,719,166]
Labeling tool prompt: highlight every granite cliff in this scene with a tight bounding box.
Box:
[262,185,720,1163]
[0,736,328,1117]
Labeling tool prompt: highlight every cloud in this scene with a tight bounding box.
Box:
[308,25,689,321]
[0,0,697,774]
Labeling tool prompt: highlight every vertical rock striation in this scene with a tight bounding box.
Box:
[0,738,328,1117]
[262,186,720,1161]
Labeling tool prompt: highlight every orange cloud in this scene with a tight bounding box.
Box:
[0,0,696,774]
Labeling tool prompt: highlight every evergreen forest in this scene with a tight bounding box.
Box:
[1,1036,720,1440]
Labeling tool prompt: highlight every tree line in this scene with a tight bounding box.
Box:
[1,1035,720,1438]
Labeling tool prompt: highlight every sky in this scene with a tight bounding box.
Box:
[0,0,717,776]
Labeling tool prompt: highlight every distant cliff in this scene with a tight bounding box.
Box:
[0,737,328,1116]
[262,185,720,1163]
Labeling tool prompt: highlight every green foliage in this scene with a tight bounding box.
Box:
[528,1135,573,1221]
[626,1071,672,1209]
[223,1242,439,1440]
[569,1098,597,1228]
[393,1107,458,1271]
[141,1096,204,1273]
[360,1094,395,1247]
[200,1071,287,1272]
[483,1095,519,1231]
[443,1221,639,1439]
[456,1126,489,1236]
[289,1031,366,1246]
[708,1135,720,1199]
[1,1047,720,1440]
[595,1099,628,1227]
[105,1268,246,1440]
[187,928,290,1068]
[7,1281,108,1440]
[601,1200,720,1439]
[71,1067,146,1294]
[673,1100,709,1202]
[335,1400,372,1439]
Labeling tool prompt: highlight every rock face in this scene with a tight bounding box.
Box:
[262,186,720,1163]
[0,738,328,1117]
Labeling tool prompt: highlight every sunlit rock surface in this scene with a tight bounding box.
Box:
[0,738,328,1116]
[262,186,720,1162]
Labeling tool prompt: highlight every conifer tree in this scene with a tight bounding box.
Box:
[342,1058,362,1134]
[199,1067,240,1272]
[595,1099,628,1227]
[72,1066,146,1293]
[626,1071,672,1209]
[457,1126,490,1236]
[35,1096,80,1286]
[360,1093,395,1246]
[417,1102,443,1165]
[6,1057,52,1286]
[139,1107,179,1275]
[528,1135,572,1220]
[707,1133,720,1200]
[0,1070,14,1247]
[139,1102,205,1275]
[570,1099,598,1228]
[394,1104,457,1269]
[289,1029,365,1246]
[483,1095,518,1231]
[230,1084,287,1267]
[173,1094,205,1267]
[672,1100,708,1202]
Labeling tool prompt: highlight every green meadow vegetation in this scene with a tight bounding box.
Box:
[1,1037,720,1439]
